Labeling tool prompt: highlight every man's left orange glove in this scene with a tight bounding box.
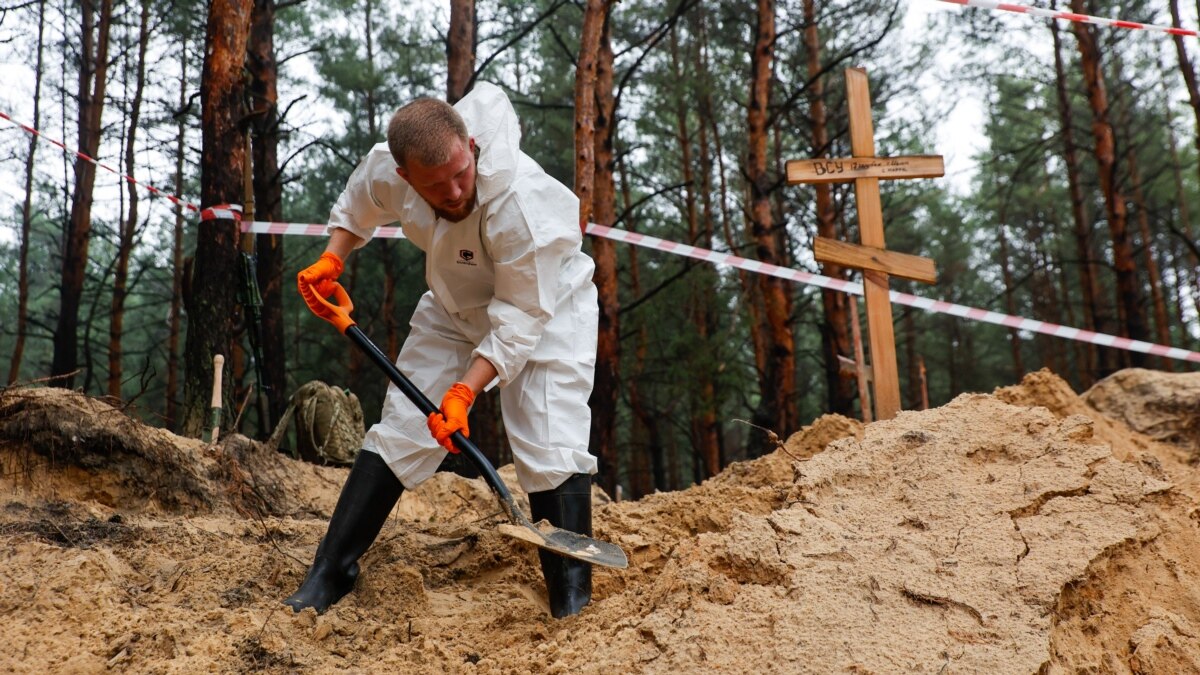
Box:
[427,382,475,453]
[297,251,344,320]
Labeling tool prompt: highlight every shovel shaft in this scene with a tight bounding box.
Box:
[343,324,521,520]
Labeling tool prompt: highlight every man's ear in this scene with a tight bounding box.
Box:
[395,165,408,180]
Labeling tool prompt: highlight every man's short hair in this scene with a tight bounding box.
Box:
[386,98,469,168]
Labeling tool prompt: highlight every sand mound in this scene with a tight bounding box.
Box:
[1081,368,1200,459]
[2,372,1199,673]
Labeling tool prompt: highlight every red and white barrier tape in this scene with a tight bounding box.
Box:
[6,111,1199,363]
[588,224,1200,364]
[0,110,201,213]
[935,0,1199,37]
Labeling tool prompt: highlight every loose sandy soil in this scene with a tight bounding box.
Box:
[2,369,1199,673]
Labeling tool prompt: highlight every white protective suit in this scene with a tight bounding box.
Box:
[326,82,599,493]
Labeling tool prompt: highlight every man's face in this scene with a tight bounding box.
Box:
[396,137,478,222]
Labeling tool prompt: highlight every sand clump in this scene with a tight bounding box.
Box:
[1,370,1199,673]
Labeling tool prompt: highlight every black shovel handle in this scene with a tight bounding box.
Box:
[343,324,523,521]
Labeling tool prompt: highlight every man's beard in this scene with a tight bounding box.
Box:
[433,191,477,223]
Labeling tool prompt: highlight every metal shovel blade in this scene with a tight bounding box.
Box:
[498,522,629,568]
[493,499,628,568]
[344,324,629,569]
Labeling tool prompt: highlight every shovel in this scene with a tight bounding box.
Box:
[309,282,628,570]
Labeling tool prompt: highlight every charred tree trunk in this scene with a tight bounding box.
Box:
[746,0,795,437]
[181,0,253,437]
[8,0,46,385]
[447,0,476,103]
[1050,11,1102,383]
[1070,0,1147,368]
[247,0,288,428]
[52,0,114,388]
[804,0,853,415]
[109,0,152,399]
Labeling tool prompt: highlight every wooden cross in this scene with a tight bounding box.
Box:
[786,67,943,421]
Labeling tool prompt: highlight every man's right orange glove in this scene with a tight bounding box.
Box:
[297,251,344,320]
[426,382,475,453]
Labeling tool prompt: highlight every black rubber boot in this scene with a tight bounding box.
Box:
[284,450,403,614]
[528,473,593,618]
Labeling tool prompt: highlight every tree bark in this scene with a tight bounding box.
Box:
[446,0,476,103]
[588,6,622,493]
[575,0,614,493]
[804,0,854,416]
[1049,10,1102,383]
[996,221,1025,379]
[1165,107,1200,332]
[688,7,723,478]
[8,0,46,385]
[181,0,253,437]
[1069,0,1147,368]
[619,156,658,498]
[1168,0,1200,332]
[52,0,114,388]
[1125,144,1173,370]
[109,0,152,399]
[746,0,795,438]
[166,44,189,428]
[247,0,288,429]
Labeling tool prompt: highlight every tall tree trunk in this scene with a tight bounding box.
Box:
[746,0,795,437]
[996,221,1025,379]
[247,0,287,429]
[1165,108,1200,332]
[1070,0,1147,368]
[53,0,114,388]
[704,20,763,419]
[8,0,46,385]
[1170,0,1200,194]
[181,0,253,437]
[692,6,723,477]
[167,44,189,428]
[804,0,853,415]
[1168,0,1200,333]
[1050,10,1102,383]
[446,0,475,103]
[1125,148,1173,369]
[108,0,152,399]
[589,7,622,490]
[619,155,658,498]
[669,26,719,479]
[576,0,614,494]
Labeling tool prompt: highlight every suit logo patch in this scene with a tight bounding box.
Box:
[457,249,477,266]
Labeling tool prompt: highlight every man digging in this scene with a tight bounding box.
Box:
[289,82,600,619]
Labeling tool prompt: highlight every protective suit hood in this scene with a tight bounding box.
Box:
[456,82,522,207]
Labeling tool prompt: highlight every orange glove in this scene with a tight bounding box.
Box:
[297,251,344,320]
[426,382,475,453]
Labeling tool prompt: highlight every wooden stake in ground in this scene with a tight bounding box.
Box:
[787,67,943,420]
[210,354,224,443]
[850,295,873,423]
